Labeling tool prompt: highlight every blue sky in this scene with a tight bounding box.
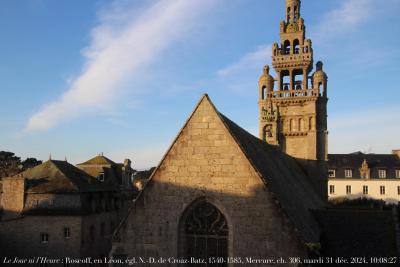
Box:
[1,0,399,169]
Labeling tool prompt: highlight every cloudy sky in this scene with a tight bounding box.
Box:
[1,0,399,169]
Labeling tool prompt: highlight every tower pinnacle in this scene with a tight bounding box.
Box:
[286,0,301,23]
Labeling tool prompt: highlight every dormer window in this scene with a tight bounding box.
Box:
[344,169,352,178]
[378,169,387,179]
[328,169,336,178]
[97,173,105,182]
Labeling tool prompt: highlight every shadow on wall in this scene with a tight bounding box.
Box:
[111,178,324,263]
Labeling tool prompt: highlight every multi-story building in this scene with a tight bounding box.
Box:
[328,150,400,203]
[0,155,134,263]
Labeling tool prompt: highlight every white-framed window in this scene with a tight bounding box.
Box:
[346,185,351,195]
[40,233,49,244]
[63,227,70,239]
[328,169,336,178]
[380,186,386,195]
[363,185,368,195]
[345,169,353,178]
[378,169,387,179]
[396,169,400,179]
[329,185,335,194]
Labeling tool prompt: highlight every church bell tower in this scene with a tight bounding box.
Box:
[259,0,328,162]
[258,0,328,199]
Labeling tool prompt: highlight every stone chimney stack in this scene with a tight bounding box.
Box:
[124,159,131,169]
[1,176,25,219]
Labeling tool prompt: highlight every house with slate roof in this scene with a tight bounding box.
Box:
[328,152,400,203]
[0,159,131,260]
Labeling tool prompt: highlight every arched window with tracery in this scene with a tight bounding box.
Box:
[179,200,228,266]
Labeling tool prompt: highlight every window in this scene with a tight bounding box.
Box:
[63,227,70,239]
[379,169,387,179]
[363,185,368,195]
[346,185,351,195]
[345,169,353,178]
[397,186,400,195]
[380,186,386,195]
[396,170,400,179]
[329,185,335,194]
[40,233,49,244]
[180,200,228,262]
[262,86,267,100]
[97,173,105,182]
[328,169,336,178]
[293,39,300,54]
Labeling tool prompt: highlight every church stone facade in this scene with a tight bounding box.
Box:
[112,95,324,265]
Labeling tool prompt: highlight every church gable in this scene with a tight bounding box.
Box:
[150,94,261,196]
[113,95,319,259]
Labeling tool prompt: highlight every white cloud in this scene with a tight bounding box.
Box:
[25,0,213,132]
[311,0,373,45]
[217,45,271,77]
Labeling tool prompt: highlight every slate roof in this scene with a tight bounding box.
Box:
[78,155,117,166]
[313,208,398,260]
[21,160,111,193]
[328,152,400,169]
[218,111,324,243]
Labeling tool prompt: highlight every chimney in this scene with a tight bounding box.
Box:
[393,150,400,158]
[1,176,25,219]
[124,159,131,169]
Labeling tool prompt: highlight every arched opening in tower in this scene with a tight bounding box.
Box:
[293,69,304,91]
[283,40,290,55]
[293,39,300,54]
[282,70,290,92]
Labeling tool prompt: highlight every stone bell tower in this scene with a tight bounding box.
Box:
[258,0,328,198]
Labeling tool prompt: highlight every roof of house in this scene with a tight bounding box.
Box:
[119,94,324,243]
[77,155,117,166]
[21,160,112,193]
[313,208,398,257]
[328,152,400,169]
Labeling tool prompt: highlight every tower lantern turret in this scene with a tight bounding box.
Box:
[259,65,274,100]
[312,61,328,97]
[286,0,301,23]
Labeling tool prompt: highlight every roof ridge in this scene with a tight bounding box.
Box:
[48,160,80,192]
